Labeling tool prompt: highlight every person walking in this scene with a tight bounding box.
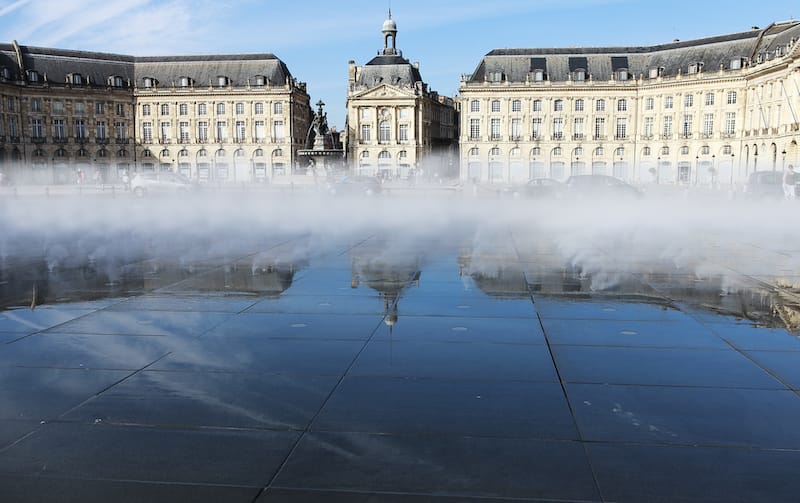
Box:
[783,165,796,200]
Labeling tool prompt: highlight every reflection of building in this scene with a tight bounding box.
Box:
[459,21,800,186]
[351,252,421,327]
[345,11,458,180]
[0,41,310,184]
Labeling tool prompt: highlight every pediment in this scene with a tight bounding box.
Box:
[351,84,415,100]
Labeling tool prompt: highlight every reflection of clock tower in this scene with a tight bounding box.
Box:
[345,10,458,180]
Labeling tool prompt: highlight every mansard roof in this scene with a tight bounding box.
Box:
[358,53,423,88]
[134,54,292,88]
[0,43,134,86]
[0,43,296,89]
[466,21,800,83]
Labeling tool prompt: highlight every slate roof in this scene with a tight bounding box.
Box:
[467,21,800,83]
[357,53,423,88]
[0,43,294,89]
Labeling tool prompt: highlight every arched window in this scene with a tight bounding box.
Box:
[469,147,480,157]
[470,100,480,113]
[198,149,207,157]
[179,149,189,158]
[254,148,263,157]
[594,147,604,156]
[216,149,226,157]
[530,147,541,156]
[273,148,283,157]
[160,149,170,157]
[615,147,625,157]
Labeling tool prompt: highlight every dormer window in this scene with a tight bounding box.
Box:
[574,69,586,81]
[616,69,629,81]
[178,76,192,88]
[648,67,664,79]
[254,75,266,86]
[108,75,125,87]
[26,70,39,83]
[0,67,10,80]
[143,77,158,88]
[216,75,229,87]
[69,73,83,85]
[687,62,704,74]
[487,71,504,82]
[532,70,545,82]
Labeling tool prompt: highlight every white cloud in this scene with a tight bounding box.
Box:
[0,0,32,17]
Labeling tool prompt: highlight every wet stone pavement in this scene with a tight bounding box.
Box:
[2,204,800,502]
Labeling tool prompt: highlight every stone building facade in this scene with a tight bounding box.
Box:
[458,21,800,187]
[345,12,458,180]
[0,41,310,185]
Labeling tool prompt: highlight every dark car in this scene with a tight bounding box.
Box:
[744,170,784,198]
[509,178,564,199]
[328,175,382,196]
[564,174,642,198]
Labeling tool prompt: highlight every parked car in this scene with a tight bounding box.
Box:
[743,170,784,198]
[564,174,642,198]
[507,178,564,199]
[327,175,382,196]
[130,171,196,196]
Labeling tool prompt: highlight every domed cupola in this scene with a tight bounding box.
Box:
[382,9,398,55]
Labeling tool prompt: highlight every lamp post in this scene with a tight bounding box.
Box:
[754,152,758,172]
[730,153,735,187]
[782,149,787,171]
[711,154,716,188]
[694,155,699,185]
[656,156,661,184]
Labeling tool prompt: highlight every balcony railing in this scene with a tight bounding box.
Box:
[159,138,171,144]
[640,134,654,140]
[573,134,584,141]
[615,134,628,140]
[115,138,130,144]
[54,137,68,144]
[551,134,563,140]
[593,135,607,141]
[468,135,481,141]
[196,137,208,144]
[660,133,672,140]
[31,136,46,144]
[95,137,109,144]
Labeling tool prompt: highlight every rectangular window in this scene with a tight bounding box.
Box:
[158,121,170,142]
[617,99,627,112]
[142,104,151,116]
[53,119,65,139]
[53,101,64,114]
[682,114,692,137]
[574,99,584,112]
[115,103,125,117]
[399,108,409,119]
[469,118,480,140]
[75,102,85,114]
[663,116,673,137]
[703,113,714,136]
[532,100,542,112]
[74,119,86,139]
[179,103,188,115]
[235,102,245,115]
[645,97,654,111]
[160,104,169,116]
[254,102,264,115]
[179,121,189,143]
[665,96,673,109]
[573,117,584,139]
[596,100,605,112]
[490,118,501,140]
[273,102,283,115]
[615,118,627,139]
[553,100,563,112]
[95,102,105,115]
[552,117,563,139]
[142,122,152,143]
[235,120,245,141]
[594,117,605,139]
[216,120,227,141]
[511,118,521,140]
[512,100,522,112]
[531,118,542,139]
[197,121,208,142]
[725,112,736,134]
[255,120,265,141]
[727,91,737,105]
[6,96,14,112]
[216,103,225,115]
[96,120,107,140]
[361,124,371,142]
[115,121,126,140]
[31,98,42,113]
[198,103,207,115]
[684,95,693,107]
[491,100,501,113]
[31,118,43,138]
[705,93,715,106]
[273,120,284,141]
[7,117,17,137]
[644,117,654,137]
[470,100,480,113]
[399,123,409,143]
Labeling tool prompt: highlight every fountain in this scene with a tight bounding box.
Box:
[297,100,344,179]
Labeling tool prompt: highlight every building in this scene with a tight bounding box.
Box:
[0,41,311,185]
[458,21,800,187]
[345,11,458,180]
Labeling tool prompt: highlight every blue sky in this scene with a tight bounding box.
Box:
[1,0,797,127]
